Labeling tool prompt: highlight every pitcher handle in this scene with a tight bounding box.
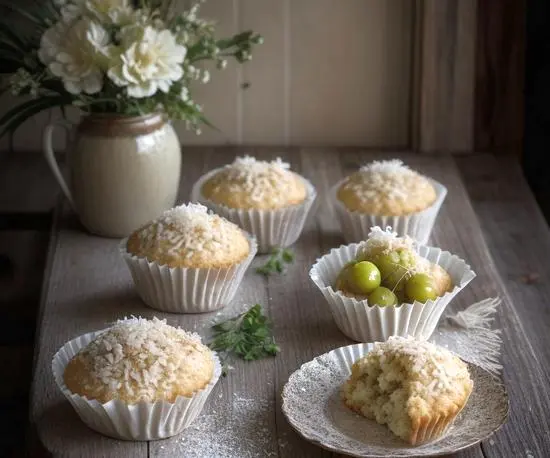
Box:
[43,120,75,208]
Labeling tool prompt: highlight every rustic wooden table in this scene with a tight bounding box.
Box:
[30,149,550,458]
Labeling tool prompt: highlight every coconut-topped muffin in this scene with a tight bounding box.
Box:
[63,317,215,404]
[126,203,250,269]
[343,336,473,445]
[335,227,452,305]
[201,156,307,210]
[337,160,437,216]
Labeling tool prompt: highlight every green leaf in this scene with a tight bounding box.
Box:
[208,304,277,367]
[282,249,295,263]
[255,248,295,277]
[0,2,50,27]
[0,96,67,139]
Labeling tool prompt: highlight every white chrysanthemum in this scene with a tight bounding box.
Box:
[39,18,112,95]
[108,26,186,98]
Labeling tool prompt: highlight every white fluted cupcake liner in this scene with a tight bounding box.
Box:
[120,234,257,314]
[52,330,222,441]
[331,178,447,245]
[191,169,317,254]
[309,243,476,342]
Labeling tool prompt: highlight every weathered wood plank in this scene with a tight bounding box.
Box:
[150,147,279,458]
[456,154,550,364]
[339,151,550,457]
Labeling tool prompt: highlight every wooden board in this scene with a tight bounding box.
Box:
[30,149,550,457]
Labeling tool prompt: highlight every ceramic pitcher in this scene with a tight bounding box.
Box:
[43,113,181,238]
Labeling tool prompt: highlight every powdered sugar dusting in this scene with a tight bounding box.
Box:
[155,394,278,457]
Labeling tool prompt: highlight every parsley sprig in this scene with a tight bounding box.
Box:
[209,304,280,369]
[256,247,295,276]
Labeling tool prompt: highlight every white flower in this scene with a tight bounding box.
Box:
[108,26,186,98]
[39,18,112,94]
[180,87,189,101]
[201,70,210,84]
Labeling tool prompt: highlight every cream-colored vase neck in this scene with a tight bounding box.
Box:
[44,113,182,238]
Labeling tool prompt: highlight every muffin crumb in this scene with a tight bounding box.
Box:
[343,336,473,444]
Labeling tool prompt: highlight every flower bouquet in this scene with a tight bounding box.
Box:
[0,0,262,136]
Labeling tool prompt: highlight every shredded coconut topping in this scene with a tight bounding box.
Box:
[369,336,470,395]
[359,226,416,255]
[356,226,431,274]
[212,155,297,204]
[135,203,243,257]
[343,159,431,202]
[70,317,212,403]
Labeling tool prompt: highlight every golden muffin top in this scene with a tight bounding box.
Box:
[201,156,307,210]
[337,160,437,215]
[127,203,250,268]
[349,336,472,413]
[63,317,215,404]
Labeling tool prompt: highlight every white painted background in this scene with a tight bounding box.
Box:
[0,0,414,151]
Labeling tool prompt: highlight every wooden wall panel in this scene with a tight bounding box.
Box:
[474,0,525,155]
[289,0,413,147]
[0,0,414,150]
[414,0,477,153]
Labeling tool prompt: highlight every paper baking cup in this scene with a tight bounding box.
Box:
[52,330,222,441]
[191,169,317,254]
[120,234,257,313]
[331,178,447,245]
[309,243,476,342]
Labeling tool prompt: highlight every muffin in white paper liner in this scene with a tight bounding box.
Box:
[331,178,447,245]
[120,234,257,314]
[52,330,222,441]
[309,242,476,342]
[191,168,317,253]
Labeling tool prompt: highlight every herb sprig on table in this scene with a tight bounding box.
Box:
[256,248,295,276]
[209,304,279,374]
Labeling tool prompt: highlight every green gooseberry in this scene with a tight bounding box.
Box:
[367,286,398,307]
[349,261,381,295]
[405,273,438,303]
[335,261,357,291]
[375,251,410,290]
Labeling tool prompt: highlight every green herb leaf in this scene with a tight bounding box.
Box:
[255,247,295,277]
[209,304,279,366]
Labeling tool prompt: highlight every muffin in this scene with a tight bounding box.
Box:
[332,159,447,244]
[309,226,476,342]
[192,155,317,253]
[334,226,452,304]
[121,203,257,313]
[343,336,473,445]
[201,156,307,210]
[52,318,222,440]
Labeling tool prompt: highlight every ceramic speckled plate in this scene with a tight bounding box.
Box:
[281,343,508,457]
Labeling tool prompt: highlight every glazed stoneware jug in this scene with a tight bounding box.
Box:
[44,113,181,237]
